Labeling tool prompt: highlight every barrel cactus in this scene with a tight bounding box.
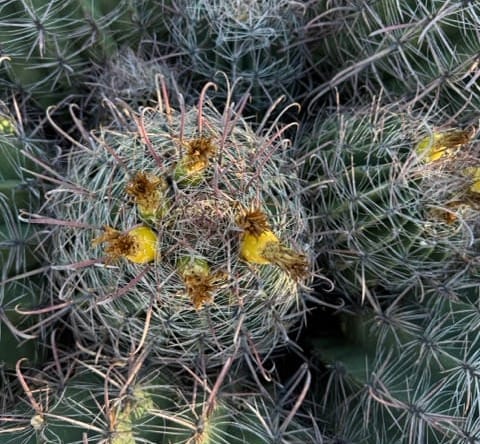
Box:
[308,289,480,443]
[0,359,175,443]
[305,0,480,117]
[163,0,308,114]
[299,100,480,306]
[1,357,320,443]
[31,77,313,371]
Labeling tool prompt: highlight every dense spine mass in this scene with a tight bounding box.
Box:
[299,100,480,306]
[37,78,312,370]
[2,358,318,444]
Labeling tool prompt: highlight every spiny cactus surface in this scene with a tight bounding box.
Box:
[164,0,308,114]
[299,100,480,306]
[309,290,480,444]
[32,78,313,371]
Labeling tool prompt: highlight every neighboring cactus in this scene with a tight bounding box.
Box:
[0,360,174,443]
[32,78,313,370]
[308,290,480,443]
[305,0,480,118]
[0,109,44,281]
[0,110,47,373]
[0,107,45,277]
[156,375,321,443]
[299,100,480,306]
[0,0,174,112]
[86,48,179,126]
[1,357,321,443]
[0,0,127,109]
[0,190,41,284]
[163,0,308,114]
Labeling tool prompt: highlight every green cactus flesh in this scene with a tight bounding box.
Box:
[0,277,46,371]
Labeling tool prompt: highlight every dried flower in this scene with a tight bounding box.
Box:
[415,130,471,163]
[178,258,224,309]
[125,172,168,222]
[174,136,216,184]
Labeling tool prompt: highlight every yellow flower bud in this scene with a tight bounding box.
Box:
[92,225,158,264]
[236,207,308,280]
[240,230,279,264]
[415,130,471,163]
[0,117,15,135]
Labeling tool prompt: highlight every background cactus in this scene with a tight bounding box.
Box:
[0,0,121,108]
[0,103,47,279]
[86,48,179,126]
[1,356,320,443]
[162,0,309,115]
[0,0,171,117]
[298,99,480,306]
[304,0,480,118]
[0,108,48,402]
[0,359,175,443]
[307,289,480,443]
